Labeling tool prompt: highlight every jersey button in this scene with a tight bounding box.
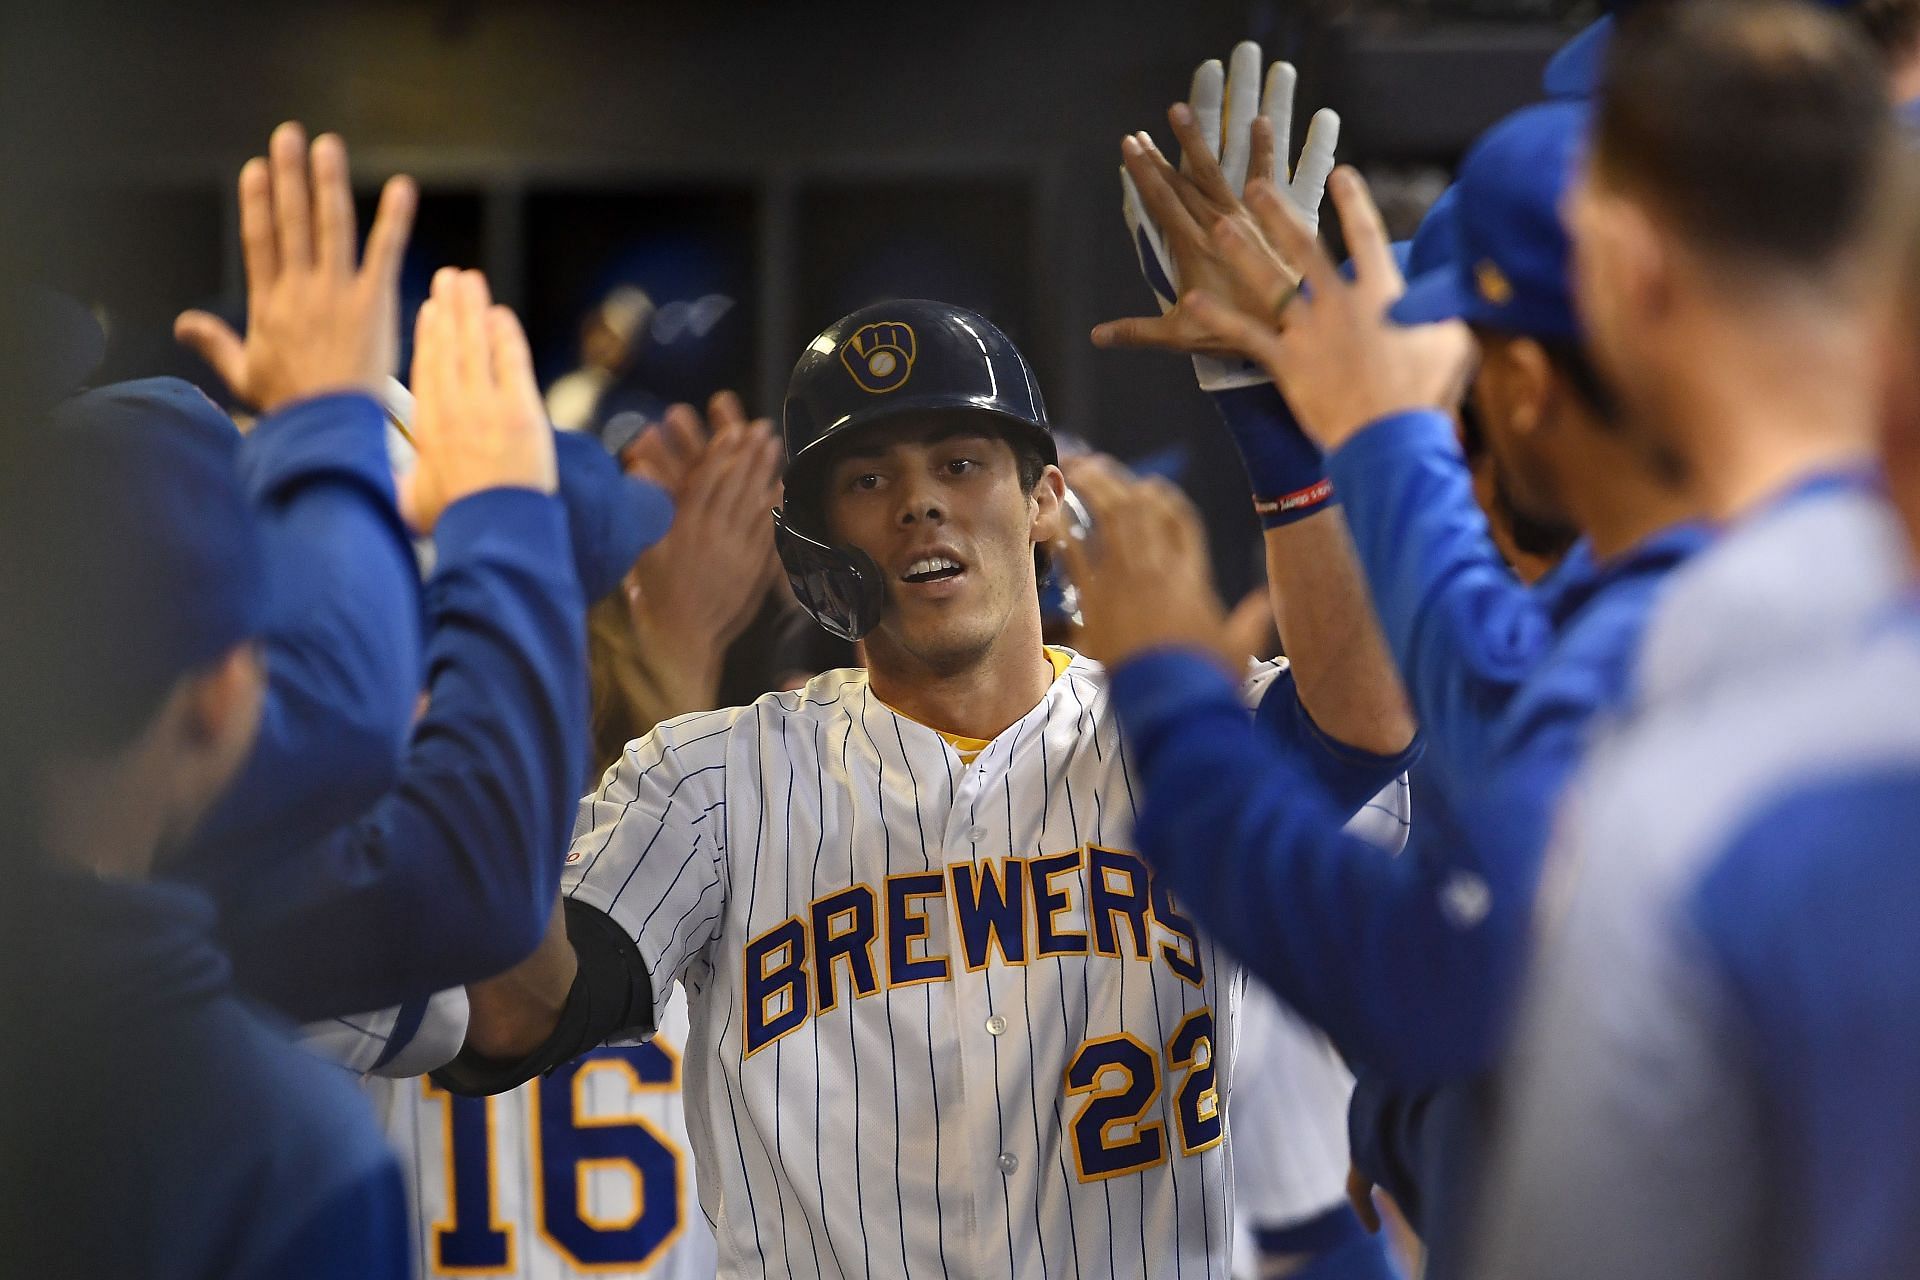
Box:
[966,825,989,843]
[998,1152,1019,1175]
[985,1014,1007,1036]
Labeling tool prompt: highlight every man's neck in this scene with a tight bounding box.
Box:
[36,753,168,880]
[1555,421,1701,562]
[1650,302,1881,524]
[866,616,1056,743]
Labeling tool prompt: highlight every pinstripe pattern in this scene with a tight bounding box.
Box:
[1227,984,1360,1253]
[562,654,1249,1278]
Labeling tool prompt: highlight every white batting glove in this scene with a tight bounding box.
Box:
[1121,41,1341,391]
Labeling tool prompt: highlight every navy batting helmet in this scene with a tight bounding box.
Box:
[773,299,1055,641]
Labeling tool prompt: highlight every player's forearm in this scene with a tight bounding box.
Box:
[1262,513,1416,756]
[619,606,728,724]
[1253,667,1421,818]
[464,899,577,1060]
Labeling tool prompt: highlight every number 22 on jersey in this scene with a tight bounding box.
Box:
[1066,1007,1223,1180]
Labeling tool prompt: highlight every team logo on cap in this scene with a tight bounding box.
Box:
[1475,260,1515,307]
[841,322,917,394]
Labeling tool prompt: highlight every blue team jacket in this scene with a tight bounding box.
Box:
[1107,407,1701,1268]
[9,868,409,1279]
[181,397,657,1021]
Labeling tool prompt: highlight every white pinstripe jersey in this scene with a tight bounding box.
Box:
[374,987,719,1279]
[1228,986,1358,1274]
[562,650,1247,1279]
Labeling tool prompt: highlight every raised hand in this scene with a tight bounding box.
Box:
[626,409,784,656]
[1100,43,1340,377]
[1052,456,1235,672]
[176,122,416,412]
[398,268,558,533]
[1187,168,1478,453]
[621,390,755,501]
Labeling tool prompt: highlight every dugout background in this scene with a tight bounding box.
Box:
[3,0,1583,602]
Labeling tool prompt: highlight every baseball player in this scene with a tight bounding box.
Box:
[437,295,1415,1278]
[1463,4,1914,1275]
[355,395,780,1280]
[1096,45,1411,1280]
[3,376,410,1279]
[1080,52,1725,1274]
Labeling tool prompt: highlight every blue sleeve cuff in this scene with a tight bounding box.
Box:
[239,392,395,507]
[1325,408,1461,496]
[1253,1205,1403,1280]
[553,429,674,602]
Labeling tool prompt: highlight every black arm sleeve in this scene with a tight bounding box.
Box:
[431,899,655,1097]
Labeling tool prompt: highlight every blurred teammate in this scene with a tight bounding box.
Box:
[0,384,406,1279]
[373,398,783,1280]
[1087,43,1720,1272]
[437,295,1413,1278]
[1470,4,1910,1275]
[1100,45,1410,1280]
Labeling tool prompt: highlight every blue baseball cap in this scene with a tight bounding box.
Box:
[1388,186,1460,281]
[4,378,268,749]
[1406,186,1462,280]
[1391,100,1590,342]
[1543,11,1624,100]
[1545,0,1861,98]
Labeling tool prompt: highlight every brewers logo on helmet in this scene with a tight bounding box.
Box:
[772,298,1054,641]
[841,322,917,394]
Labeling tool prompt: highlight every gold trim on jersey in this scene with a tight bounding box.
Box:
[878,647,1077,765]
[420,1082,518,1276]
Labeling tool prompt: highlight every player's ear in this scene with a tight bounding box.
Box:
[181,641,266,756]
[1027,463,1067,545]
[1604,194,1674,331]
[1472,333,1531,443]
[1506,338,1553,441]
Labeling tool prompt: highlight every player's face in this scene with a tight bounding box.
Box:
[160,640,267,856]
[1469,331,1566,532]
[823,420,1062,671]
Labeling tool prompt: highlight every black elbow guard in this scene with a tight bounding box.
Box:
[432,898,656,1097]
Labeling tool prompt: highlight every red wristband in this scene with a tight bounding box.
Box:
[1253,478,1336,528]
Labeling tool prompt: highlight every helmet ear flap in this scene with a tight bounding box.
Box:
[772,508,888,642]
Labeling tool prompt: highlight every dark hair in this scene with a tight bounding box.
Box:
[1598,0,1894,273]
[1011,436,1049,496]
[1535,336,1622,427]
[1852,0,1920,61]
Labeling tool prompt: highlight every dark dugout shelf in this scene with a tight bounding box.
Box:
[1311,20,1573,163]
